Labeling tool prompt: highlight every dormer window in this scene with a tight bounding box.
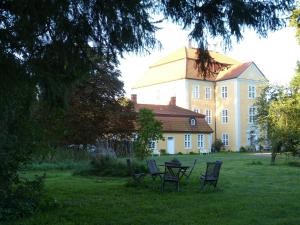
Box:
[189,117,197,126]
[191,119,196,126]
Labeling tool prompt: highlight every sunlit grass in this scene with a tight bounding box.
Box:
[8,153,300,225]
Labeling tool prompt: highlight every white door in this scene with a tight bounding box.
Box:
[167,137,175,154]
[208,134,212,153]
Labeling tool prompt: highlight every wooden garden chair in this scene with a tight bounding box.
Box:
[199,161,222,190]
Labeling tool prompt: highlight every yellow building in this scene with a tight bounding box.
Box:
[133,96,213,154]
[132,47,268,151]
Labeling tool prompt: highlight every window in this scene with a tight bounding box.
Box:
[193,108,200,113]
[221,86,228,99]
[148,140,157,150]
[197,134,204,149]
[190,119,196,126]
[249,106,256,124]
[248,85,256,99]
[222,133,229,146]
[184,134,192,149]
[205,109,212,124]
[193,85,200,99]
[205,87,211,100]
[221,109,228,124]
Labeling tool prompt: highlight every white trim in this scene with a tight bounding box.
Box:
[205,108,212,124]
[248,105,256,124]
[184,133,192,150]
[222,133,229,146]
[197,134,205,149]
[248,84,256,99]
[221,85,228,99]
[234,79,241,151]
[205,87,212,100]
[193,108,200,113]
[221,108,229,124]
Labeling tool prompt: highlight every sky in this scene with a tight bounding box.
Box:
[119,22,300,96]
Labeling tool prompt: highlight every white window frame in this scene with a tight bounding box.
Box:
[222,133,229,146]
[221,109,228,124]
[205,109,212,124]
[197,134,205,149]
[184,134,192,149]
[193,108,200,113]
[248,106,256,124]
[193,85,200,99]
[148,140,157,151]
[205,87,211,100]
[248,85,256,99]
[190,118,196,126]
[221,86,228,99]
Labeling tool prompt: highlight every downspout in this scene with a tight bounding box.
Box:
[214,81,217,143]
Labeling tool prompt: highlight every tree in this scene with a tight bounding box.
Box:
[290,2,300,44]
[64,72,136,145]
[0,0,297,219]
[255,85,300,163]
[134,109,163,160]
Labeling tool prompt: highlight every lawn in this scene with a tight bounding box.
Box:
[6,153,300,225]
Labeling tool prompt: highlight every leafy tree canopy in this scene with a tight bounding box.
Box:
[134,109,163,160]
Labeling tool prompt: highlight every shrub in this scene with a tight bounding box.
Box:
[239,146,247,152]
[287,161,300,167]
[189,151,197,155]
[160,149,167,155]
[0,175,56,221]
[77,155,147,177]
[212,139,224,152]
[177,152,183,155]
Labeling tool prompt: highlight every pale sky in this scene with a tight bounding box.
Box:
[119,22,300,96]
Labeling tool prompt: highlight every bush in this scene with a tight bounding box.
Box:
[76,155,147,177]
[0,175,56,221]
[189,151,198,155]
[239,145,256,152]
[177,152,183,155]
[212,139,224,152]
[239,146,246,152]
[160,149,167,155]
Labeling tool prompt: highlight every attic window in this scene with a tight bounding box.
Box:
[189,117,197,126]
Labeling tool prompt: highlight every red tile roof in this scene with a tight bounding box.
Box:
[216,62,252,81]
[135,103,213,133]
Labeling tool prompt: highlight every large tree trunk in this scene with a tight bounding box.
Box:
[271,151,277,164]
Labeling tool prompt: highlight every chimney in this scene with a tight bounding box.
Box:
[131,94,137,104]
[169,97,176,106]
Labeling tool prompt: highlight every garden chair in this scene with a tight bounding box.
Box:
[199,161,222,190]
[182,159,197,181]
[146,159,164,181]
[126,158,146,184]
[161,162,182,192]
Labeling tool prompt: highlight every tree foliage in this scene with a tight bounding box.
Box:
[64,73,136,145]
[134,109,163,160]
[290,2,300,44]
[0,0,297,220]
[255,85,300,163]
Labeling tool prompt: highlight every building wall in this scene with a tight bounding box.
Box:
[186,79,216,140]
[238,64,267,148]
[215,79,236,150]
[132,79,189,109]
[133,61,268,153]
[155,132,212,154]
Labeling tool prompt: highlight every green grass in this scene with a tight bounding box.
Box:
[6,153,300,225]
